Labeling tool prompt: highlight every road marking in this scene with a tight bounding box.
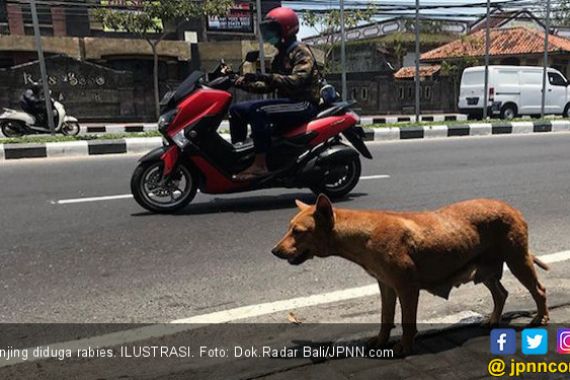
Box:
[2,249,568,369]
[53,175,390,205]
[361,174,390,180]
[55,194,133,204]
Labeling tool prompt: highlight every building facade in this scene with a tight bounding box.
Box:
[0,0,281,121]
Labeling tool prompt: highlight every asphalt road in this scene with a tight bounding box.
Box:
[1,133,570,323]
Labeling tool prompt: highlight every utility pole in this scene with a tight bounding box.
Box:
[31,0,55,134]
[414,0,420,121]
[340,0,347,102]
[256,0,266,75]
[483,0,491,119]
[541,0,551,118]
[255,0,267,100]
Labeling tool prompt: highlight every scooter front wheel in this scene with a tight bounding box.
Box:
[131,160,198,213]
[1,121,24,137]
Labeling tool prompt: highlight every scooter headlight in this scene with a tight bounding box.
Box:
[172,128,190,148]
[158,109,178,132]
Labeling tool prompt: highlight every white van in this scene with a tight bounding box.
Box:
[458,65,570,119]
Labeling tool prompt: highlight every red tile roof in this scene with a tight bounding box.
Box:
[394,65,441,79]
[421,27,570,61]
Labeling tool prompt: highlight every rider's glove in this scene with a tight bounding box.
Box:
[244,72,272,83]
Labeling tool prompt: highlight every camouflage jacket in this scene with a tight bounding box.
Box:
[244,41,321,105]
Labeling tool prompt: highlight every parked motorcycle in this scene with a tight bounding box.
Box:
[0,100,81,137]
[131,52,373,213]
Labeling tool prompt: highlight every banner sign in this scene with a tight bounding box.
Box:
[207,2,254,33]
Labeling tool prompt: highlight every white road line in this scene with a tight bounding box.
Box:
[53,175,390,205]
[2,249,568,369]
[173,250,570,325]
[55,194,133,204]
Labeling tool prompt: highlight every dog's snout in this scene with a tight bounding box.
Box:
[271,246,285,258]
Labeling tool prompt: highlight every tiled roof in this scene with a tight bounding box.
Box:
[421,27,570,61]
[394,65,441,79]
[469,10,542,33]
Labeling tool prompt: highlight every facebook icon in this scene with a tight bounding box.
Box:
[491,329,517,355]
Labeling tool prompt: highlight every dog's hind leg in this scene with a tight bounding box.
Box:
[483,278,508,326]
[369,281,397,348]
[506,253,549,326]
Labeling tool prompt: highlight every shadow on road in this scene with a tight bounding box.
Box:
[286,311,534,363]
[131,192,368,216]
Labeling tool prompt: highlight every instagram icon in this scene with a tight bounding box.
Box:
[557,329,570,354]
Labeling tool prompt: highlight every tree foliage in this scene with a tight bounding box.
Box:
[93,0,233,118]
[302,6,376,73]
[551,0,570,25]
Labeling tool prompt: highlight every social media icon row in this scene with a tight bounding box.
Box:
[490,328,570,355]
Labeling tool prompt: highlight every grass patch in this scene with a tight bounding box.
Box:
[0,131,161,145]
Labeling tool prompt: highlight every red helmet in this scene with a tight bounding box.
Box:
[264,7,299,39]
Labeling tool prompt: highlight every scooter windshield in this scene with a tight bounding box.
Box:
[161,71,204,112]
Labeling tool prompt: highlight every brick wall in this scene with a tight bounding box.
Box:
[51,7,66,37]
[7,4,24,35]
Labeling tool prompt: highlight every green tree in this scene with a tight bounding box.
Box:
[94,0,232,119]
[302,6,376,73]
[441,57,479,111]
[551,0,570,24]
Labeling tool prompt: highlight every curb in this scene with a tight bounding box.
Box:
[362,120,570,142]
[1,121,569,160]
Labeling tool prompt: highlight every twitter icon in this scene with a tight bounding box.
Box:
[522,328,548,355]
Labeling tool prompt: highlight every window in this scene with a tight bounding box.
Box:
[424,86,432,100]
[21,4,53,36]
[462,71,483,86]
[407,87,413,99]
[361,87,368,101]
[351,88,357,100]
[549,72,567,86]
[399,87,405,100]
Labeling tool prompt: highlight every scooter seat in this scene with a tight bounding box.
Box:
[316,101,355,119]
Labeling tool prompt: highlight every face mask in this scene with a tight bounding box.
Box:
[261,22,281,46]
[266,34,280,46]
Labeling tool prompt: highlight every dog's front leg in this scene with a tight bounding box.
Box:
[368,281,397,348]
[395,286,419,356]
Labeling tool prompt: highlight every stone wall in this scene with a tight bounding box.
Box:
[0,56,139,122]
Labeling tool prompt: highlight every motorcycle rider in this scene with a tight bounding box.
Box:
[231,6,321,181]
[20,82,47,126]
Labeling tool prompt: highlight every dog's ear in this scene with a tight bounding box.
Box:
[315,194,334,228]
[295,199,310,211]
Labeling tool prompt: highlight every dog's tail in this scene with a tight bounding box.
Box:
[532,254,550,271]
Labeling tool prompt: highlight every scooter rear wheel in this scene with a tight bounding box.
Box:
[62,121,81,136]
[310,155,361,200]
[1,121,24,137]
[131,160,198,213]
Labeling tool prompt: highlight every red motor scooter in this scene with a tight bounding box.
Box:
[131,53,372,213]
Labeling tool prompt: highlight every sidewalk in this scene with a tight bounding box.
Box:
[77,114,468,134]
[1,119,570,160]
[1,302,569,379]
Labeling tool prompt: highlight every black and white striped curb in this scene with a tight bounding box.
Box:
[1,120,569,160]
[367,120,570,141]
[77,115,465,134]
[361,114,467,125]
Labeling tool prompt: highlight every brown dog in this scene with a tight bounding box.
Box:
[272,195,549,355]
